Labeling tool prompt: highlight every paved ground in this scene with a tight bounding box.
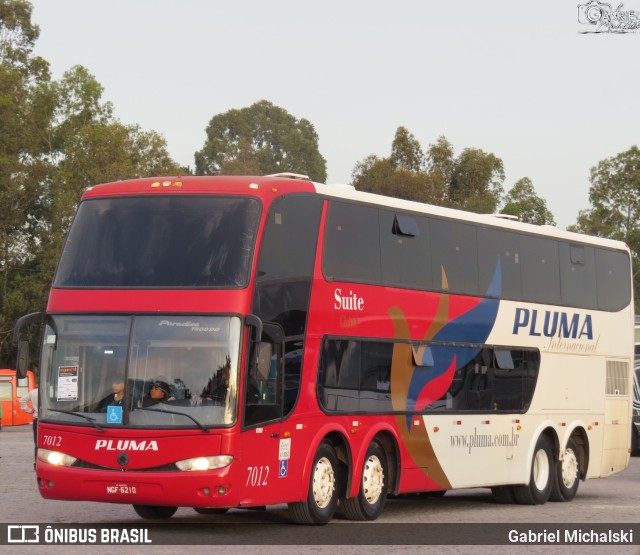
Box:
[1,424,638,555]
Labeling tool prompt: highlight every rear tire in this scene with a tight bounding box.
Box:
[289,441,339,525]
[132,505,178,519]
[513,435,553,505]
[549,437,580,502]
[340,440,388,521]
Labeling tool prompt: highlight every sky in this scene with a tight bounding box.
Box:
[28,0,640,230]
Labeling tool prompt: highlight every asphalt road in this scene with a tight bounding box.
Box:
[1,424,638,555]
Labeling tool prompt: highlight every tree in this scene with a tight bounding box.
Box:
[195,100,327,182]
[426,135,455,194]
[350,128,504,212]
[390,126,423,172]
[569,146,640,310]
[0,0,52,365]
[448,148,504,213]
[0,2,185,365]
[501,177,556,225]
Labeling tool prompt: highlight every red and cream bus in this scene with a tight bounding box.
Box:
[14,174,634,523]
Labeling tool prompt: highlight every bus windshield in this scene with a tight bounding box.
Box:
[53,196,261,288]
[39,315,241,428]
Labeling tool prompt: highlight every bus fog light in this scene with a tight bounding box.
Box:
[176,455,233,471]
[218,486,227,495]
[38,448,77,467]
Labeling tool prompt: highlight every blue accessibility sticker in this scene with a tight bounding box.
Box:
[279,459,288,478]
[107,405,123,424]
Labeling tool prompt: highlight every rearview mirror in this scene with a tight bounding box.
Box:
[16,341,30,379]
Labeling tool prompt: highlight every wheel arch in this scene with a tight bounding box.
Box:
[524,423,559,483]
[299,426,353,500]
[566,425,590,480]
[370,429,401,495]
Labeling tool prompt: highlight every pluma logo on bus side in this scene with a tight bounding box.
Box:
[512,308,594,340]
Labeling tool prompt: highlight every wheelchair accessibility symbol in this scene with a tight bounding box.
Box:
[107,405,123,424]
[279,459,288,478]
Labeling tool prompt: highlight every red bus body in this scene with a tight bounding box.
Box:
[0,369,35,427]
[27,175,634,522]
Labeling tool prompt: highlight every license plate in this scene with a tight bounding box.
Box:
[105,483,137,495]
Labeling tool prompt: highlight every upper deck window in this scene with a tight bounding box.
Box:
[54,196,261,288]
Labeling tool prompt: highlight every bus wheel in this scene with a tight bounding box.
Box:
[132,505,178,519]
[513,435,553,505]
[193,507,229,515]
[491,485,516,504]
[549,437,580,502]
[289,441,339,525]
[340,440,388,521]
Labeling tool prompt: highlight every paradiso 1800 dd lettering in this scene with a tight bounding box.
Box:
[512,308,593,340]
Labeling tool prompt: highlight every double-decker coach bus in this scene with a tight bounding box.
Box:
[14,174,634,523]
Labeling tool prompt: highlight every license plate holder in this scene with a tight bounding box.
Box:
[105,482,137,495]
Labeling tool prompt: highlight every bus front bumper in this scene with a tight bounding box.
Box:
[36,462,239,508]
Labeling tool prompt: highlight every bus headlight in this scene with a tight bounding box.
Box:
[38,448,78,467]
[175,455,233,471]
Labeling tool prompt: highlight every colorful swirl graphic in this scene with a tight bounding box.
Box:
[389,260,502,488]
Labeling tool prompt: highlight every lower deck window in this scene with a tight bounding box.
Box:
[317,338,540,414]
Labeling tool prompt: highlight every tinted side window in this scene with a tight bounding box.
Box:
[595,248,632,311]
[250,195,323,423]
[478,227,522,298]
[359,342,393,412]
[430,219,479,295]
[323,201,381,284]
[318,340,360,412]
[379,210,431,290]
[415,346,540,413]
[257,195,321,283]
[520,236,561,304]
[559,243,597,309]
[318,339,539,415]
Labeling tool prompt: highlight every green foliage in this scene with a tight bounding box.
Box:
[570,145,640,311]
[448,148,504,213]
[195,100,327,182]
[0,1,184,365]
[390,126,424,172]
[501,177,556,225]
[351,127,507,213]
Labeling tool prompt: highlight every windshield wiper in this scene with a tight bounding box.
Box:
[46,409,105,432]
[136,407,211,432]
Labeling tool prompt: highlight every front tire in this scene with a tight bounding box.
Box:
[340,440,388,521]
[549,437,580,501]
[289,441,339,525]
[513,435,554,505]
[132,505,178,519]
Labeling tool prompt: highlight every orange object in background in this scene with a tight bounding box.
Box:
[0,369,35,427]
